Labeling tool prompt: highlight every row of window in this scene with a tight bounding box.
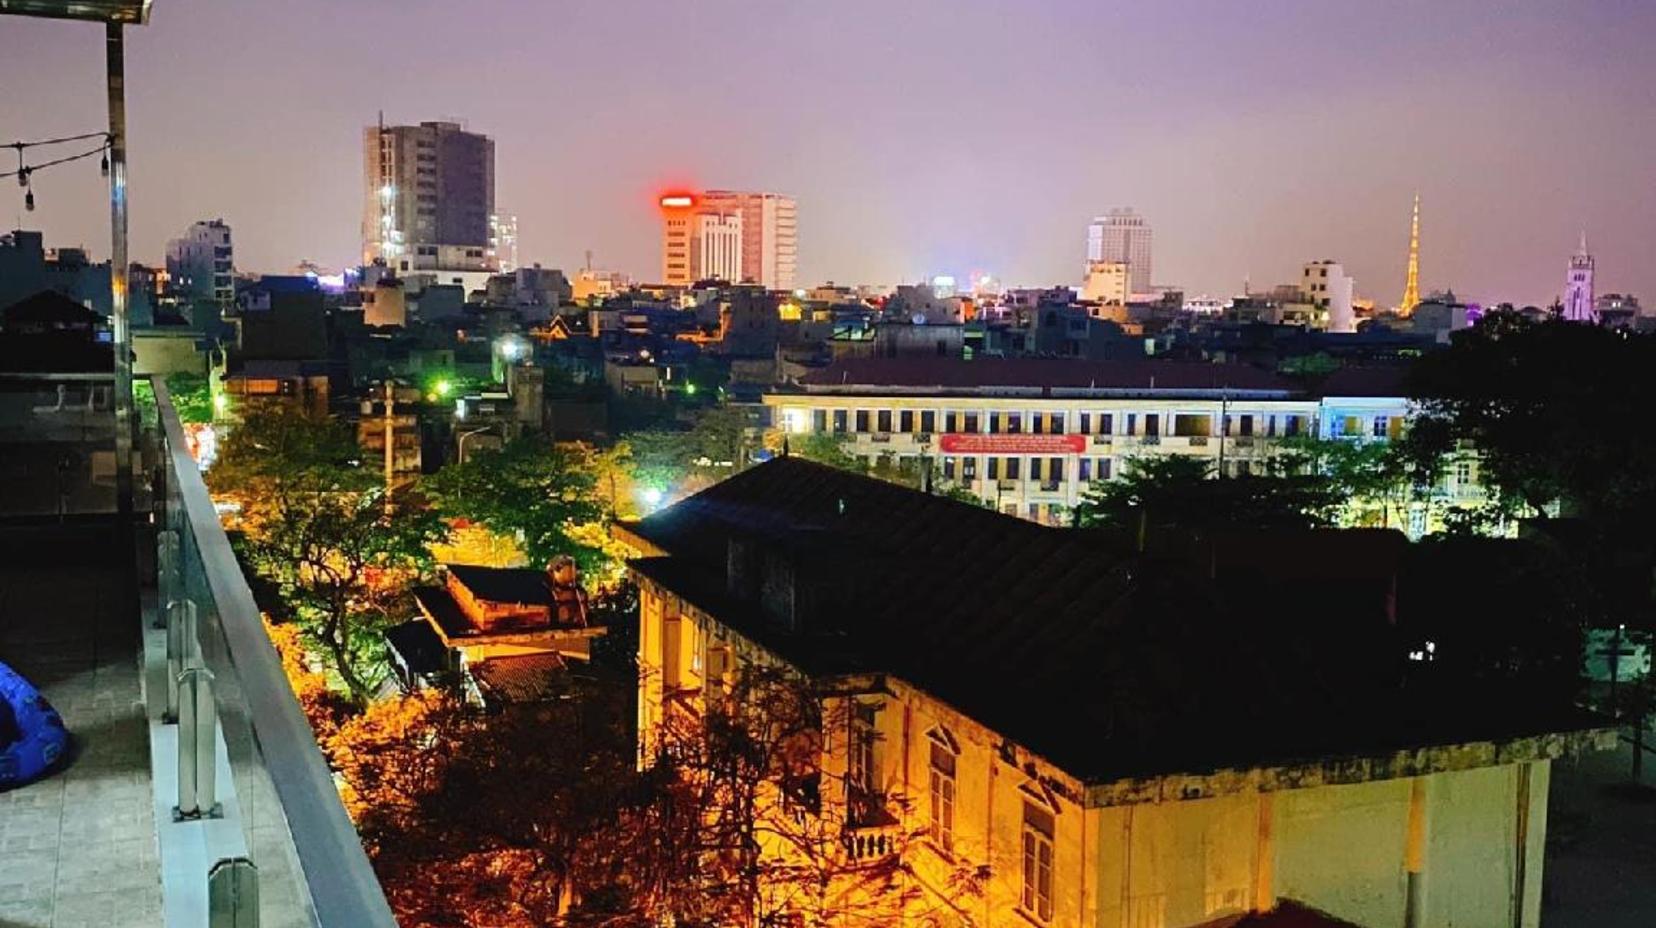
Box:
[814,408,1312,439]
[940,455,1109,484]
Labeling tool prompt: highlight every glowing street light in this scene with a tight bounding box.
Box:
[640,487,665,510]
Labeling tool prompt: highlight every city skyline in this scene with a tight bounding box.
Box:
[1,0,1653,305]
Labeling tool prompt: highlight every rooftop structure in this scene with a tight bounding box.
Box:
[390,558,606,705]
[620,457,1612,927]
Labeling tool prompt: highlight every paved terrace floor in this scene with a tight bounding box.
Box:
[0,522,161,928]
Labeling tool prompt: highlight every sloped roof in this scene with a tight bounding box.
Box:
[447,564,552,606]
[1316,366,1411,398]
[1235,900,1368,927]
[384,619,446,676]
[471,653,568,705]
[796,357,1295,394]
[1,290,99,327]
[625,457,1607,786]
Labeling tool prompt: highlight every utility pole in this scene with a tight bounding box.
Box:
[1216,390,1229,478]
[382,380,395,515]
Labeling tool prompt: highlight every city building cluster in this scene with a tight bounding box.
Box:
[0,104,1646,928]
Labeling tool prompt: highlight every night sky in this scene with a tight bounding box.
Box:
[2,0,1652,306]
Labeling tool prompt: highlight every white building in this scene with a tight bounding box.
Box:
[1302,260,1355,333]
[490,213,518,273]
[1086,208,1153,295]
[165,219,234,309]
[1563,233,1595,323]
[765,359,1412,526]
[695,212,744,283]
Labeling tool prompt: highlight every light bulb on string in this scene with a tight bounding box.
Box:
[100,149,110,178]
[24,185,34,213]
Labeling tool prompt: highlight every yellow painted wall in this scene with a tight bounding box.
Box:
[635,580,1550,928]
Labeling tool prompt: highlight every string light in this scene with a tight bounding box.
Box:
[2,133,113,214]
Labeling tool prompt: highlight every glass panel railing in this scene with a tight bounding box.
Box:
[0,372,122,517]
[151,378,396,928]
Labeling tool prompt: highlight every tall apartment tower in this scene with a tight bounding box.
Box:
[1086,208,1153,295]
[362,119,496,275]
[659,190,796,289]
[1302,260,1355,333]
[1562,232,1596,323]
[165,219,234,309]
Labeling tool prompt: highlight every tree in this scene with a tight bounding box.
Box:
[163,372,214,425]
[210,407,445,706]
[622,665,983,928]
[423,437,611,576]
[1406,310,1656,524]
[1075,454,1339,538]
[623,405,758,498]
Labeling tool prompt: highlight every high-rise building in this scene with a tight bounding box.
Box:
[165,219,233,309]
[1302,260,1355,333]
[1086,208,1153,295]
[1562,232,1595,323]
[658,190,796,289]
[362,119,496,276]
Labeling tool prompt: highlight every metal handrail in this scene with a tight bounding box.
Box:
[152,379,397,927]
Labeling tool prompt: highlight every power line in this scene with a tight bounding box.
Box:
[6,131,110,150]
[4,140,111,212]
[1,143,110,180]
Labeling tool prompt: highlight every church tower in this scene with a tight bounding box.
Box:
[1400,194,1421,315]
[1562,232,1595,323]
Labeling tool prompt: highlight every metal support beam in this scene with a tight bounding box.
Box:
[107,22,137,620]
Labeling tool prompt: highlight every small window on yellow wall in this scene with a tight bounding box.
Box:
[928,741,956,854]
[1022,802,1055,922]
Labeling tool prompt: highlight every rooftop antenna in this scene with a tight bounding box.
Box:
[585,248,593,272]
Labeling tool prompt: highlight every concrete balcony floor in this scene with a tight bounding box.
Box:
[0,522,162,928]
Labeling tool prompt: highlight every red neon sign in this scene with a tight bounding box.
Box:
[659,194,695,209]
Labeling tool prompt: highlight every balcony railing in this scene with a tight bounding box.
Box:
[151,379,397,927]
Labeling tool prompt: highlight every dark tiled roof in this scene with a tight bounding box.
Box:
[447,564,552,607]
[1236,901,1367,927]
[627,457,1605,785]
[1,290,99,326]
[797,357,1294,393]
[384,619,447,676]
[1316,366,1411,397]
[471,653,568,705]
[413,585,475,638]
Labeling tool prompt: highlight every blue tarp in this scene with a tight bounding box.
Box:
[0,661,68,789]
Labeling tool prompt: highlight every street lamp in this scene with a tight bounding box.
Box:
[456,426,492,464]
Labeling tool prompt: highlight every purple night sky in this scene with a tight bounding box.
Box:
[1,0,1652,306]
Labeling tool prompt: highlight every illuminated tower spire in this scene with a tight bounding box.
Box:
[1401,193,1420,314]
[1562,230,1596,323]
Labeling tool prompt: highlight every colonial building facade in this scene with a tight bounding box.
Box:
[763,359,1421,525]
[618,459,1610,928]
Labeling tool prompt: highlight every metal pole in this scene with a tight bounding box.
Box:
[107,23,135,616]
[384,380,395,495]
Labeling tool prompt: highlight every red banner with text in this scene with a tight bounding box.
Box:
[937,433,1088,454]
